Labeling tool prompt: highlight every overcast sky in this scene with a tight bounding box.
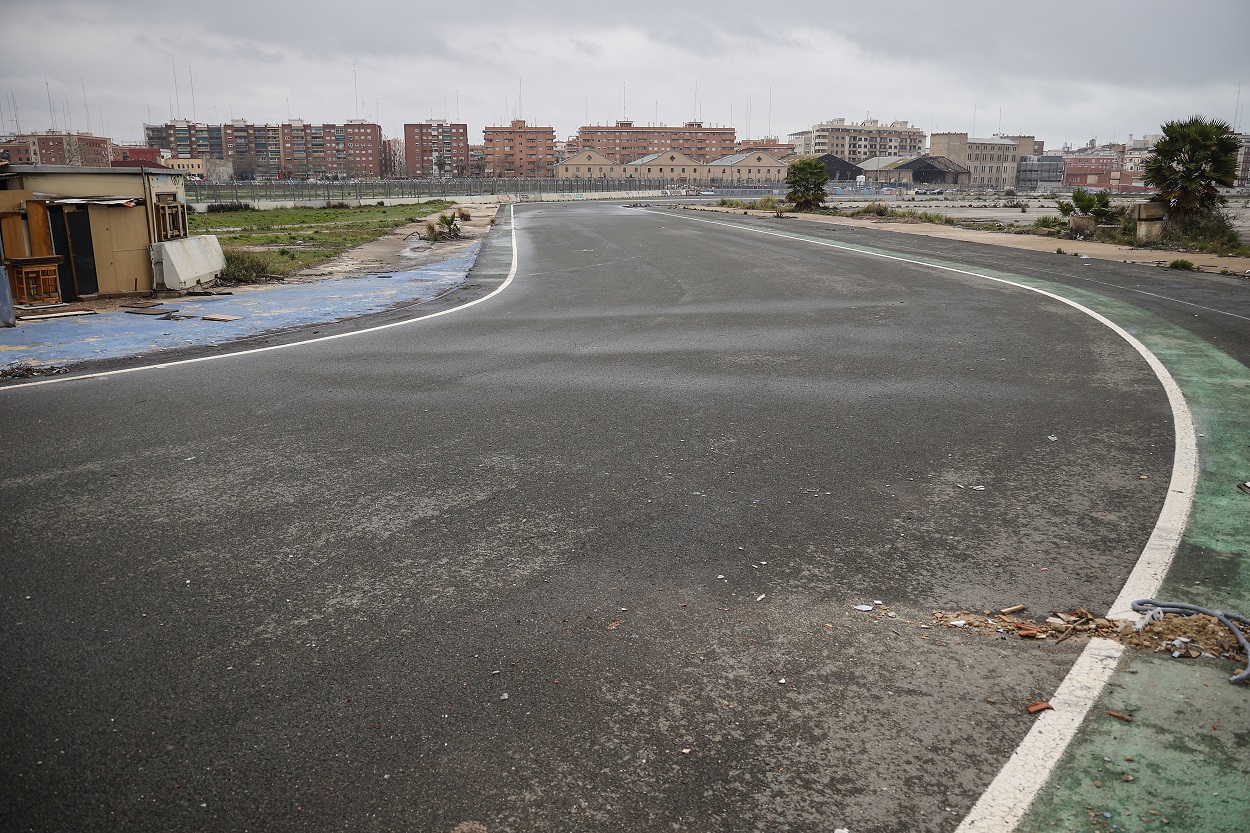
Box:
[3,0,1247,151]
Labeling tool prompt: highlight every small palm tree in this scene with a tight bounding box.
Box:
[1142,116,1240,231]
[785,157,830,212]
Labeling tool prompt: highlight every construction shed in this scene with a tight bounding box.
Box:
[0,164,223,304]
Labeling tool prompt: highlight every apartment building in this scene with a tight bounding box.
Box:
[787,130,813,155]
[147,119,381,179]
[802,119,926,165]
[482,120,557,177]
[929,133,1034,189]
[1236,133,1250,188]
[404,121,470,177]
[573,120,735,163]
[145,120,224,160]
[0,131,112,166]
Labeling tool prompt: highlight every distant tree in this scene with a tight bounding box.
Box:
[1143,116,1240,232]
[785,157,829,211]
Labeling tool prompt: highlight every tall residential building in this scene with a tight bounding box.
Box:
[404,121,469,177]
[573,120,736,163]
[147,119,382,179]
[0,131,112,166]
[929,133,1034,189]
[482,120,557,177]
[381,138,405,179]
[1235,133,1250,188]
[787,130,814,155]
[805,119,926,165]
[145,120,224,159]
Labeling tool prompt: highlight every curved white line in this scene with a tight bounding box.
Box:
[1,205,520,393]
[646,209,1198,832]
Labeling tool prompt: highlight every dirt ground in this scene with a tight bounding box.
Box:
[690,204,1250,275]
[280,203,500,283]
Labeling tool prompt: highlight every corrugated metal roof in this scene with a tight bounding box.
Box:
[857,156,909,171]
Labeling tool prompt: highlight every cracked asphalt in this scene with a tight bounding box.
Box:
[0,202,1198,832]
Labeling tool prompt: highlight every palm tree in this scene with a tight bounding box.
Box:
[785,157,829,212]
[1142,116,1240,231]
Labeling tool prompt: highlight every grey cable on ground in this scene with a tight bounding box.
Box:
[1131,599,1250,684]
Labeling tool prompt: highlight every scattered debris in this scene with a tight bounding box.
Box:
[499,693,509,701]
[1000,604,1027,615]
[201,313,243,322]
[1,363,70,379]
[125,306,179,316]
[1107,710,1133,723]
[16,309,97,321]
[1131,599,1250,684]
[854,604,875,612]
[971,485,986,491]
[1026,702,1053,714]
[121,300,162,309]
[927,605,1250,677]
[1238,481,1250,496]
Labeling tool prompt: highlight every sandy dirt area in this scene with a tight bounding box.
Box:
[283,203,500,283]
[689,205,1250,275]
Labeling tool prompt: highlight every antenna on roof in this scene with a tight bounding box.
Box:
[45,77,56,131]
[172,61,180,118]
[190,67,197,121]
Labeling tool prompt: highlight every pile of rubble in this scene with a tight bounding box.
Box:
[928,605,1249,669]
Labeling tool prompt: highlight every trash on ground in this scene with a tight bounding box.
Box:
[202,314,243,322]
[1000,604,1027,615]
[854,604,875,611]
[1238,481,1250,496]
[1107,710,1133,722]
[1026,701,1053,714]
[17,309,97,320]
[125,306,180,316]
[1,363,70,379]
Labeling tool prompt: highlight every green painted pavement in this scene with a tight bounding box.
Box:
[790,232,1250,832]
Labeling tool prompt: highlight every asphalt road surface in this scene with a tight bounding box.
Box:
[5,202,1225,832]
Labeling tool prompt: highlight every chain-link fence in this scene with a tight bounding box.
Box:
[185,178,787,205]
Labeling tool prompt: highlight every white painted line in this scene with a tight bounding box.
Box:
[954,638,1125,832]
[0,205,520,394]
[649,209,1198,831]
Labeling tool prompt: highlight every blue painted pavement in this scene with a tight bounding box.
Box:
[0,244,478,368]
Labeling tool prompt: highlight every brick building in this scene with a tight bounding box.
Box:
[0,131,111,166]
[734,136,796,157]
[146,119,382,179]
[404,121,470,177]
[483,120,557,177]
[572,120,735,163]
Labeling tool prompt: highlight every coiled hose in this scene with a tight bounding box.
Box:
[1131,599,1250,685]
